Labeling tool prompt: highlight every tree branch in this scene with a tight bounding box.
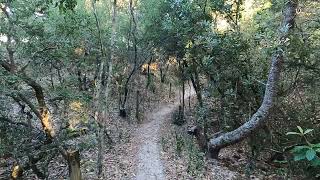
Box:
[208,0,298,158]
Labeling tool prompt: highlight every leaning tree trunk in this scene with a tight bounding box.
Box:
[208,0,298,159]
[1,3,55,140]
[2,2,83,179]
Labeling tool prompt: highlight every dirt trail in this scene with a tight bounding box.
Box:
[135,89,195,180]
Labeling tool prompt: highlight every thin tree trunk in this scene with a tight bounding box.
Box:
[183,59,203,107]
[77,69,83,91]
[136,90,140,122]
[182,81,185,115]
[119,0,138,117]
[193,64,203,106]
[50,62,55,89]
[91,1,105,174]
[146,58,152,88]
[208,0,298,158]
[96,0,117,176]
[169,83,172,98]
[188,81,191,109]
[91,0,115,176]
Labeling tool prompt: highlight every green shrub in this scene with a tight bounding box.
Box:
[287,126,320,178]
[172,106,185,125]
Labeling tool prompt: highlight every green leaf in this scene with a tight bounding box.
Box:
[286,132,301,135]
[304,129,313,135]
[306,149,316,161]
[315,148,320,153]
[297,126,304,134]
[310,157,320,167]
[293,153,306,161]
[313,144,320,148]
[292,145,310,153]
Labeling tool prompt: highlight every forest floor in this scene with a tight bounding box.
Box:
[79,86,299,180]
[1,86,291,179]
[81,87,264,180]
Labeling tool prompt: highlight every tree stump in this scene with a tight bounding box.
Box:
[67,150,82,180]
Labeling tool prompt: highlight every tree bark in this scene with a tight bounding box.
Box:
[91,0,106,176]
[208,0,298,159]
[92,0,117,176]
[67,150,82,180]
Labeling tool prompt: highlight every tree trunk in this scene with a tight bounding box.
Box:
[67,150,82,180]
[2,2,82,179]
[169,83,172,98]
[77,69,83,91]
[98,0,117,176]
[119,0,138,117]
[183,59,203,107]
[187,126,207,153]
[160,68,164,83]
[2,2,55,140]
[178,58,185,116]
[136,90,140,122]
[91,0,116,176]
[160,63,169,83]
[188,82,191,109]
[146,58,152,89]
[91,1,105,175]
[96,117,104,176]
[182,81,185,116]
[208,0,298,158]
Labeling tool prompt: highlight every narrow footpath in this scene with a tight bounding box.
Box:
[135,89,195,180]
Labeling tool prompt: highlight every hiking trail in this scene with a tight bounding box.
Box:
[134,89,195,180]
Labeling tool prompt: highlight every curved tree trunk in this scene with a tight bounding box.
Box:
[208,0,298,159]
